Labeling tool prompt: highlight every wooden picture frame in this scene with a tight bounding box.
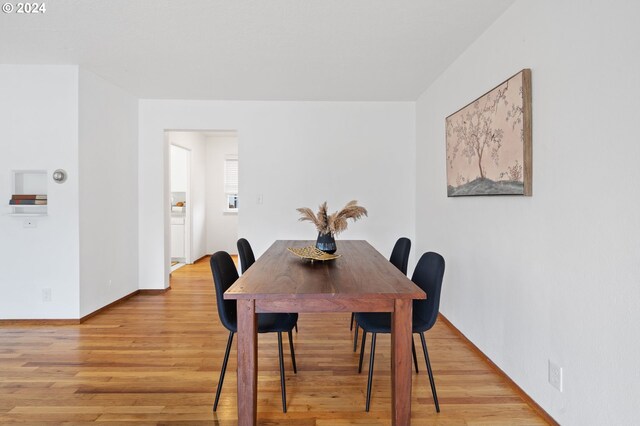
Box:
[446,69,532,196]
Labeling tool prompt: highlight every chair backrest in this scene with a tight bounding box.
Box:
[209,251,239,332]
[389,237,411,275]
[237,238,256,274]
[411,252,445,331]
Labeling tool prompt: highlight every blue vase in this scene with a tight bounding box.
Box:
[316,232,337,254]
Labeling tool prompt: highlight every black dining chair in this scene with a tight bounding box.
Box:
[237,238,298,333]
[237,238,256,274]
[355,251,445,412]
[351,237,411,351]
[209,251,298,413]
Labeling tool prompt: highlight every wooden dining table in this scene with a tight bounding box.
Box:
[224,240,426,426]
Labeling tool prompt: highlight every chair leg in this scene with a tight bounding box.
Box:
[350,312,355,330]
[213,331,234,412]
[295,323,298,333]
[277,332,287,413]
[412,337,419,373]
[288,330,297,374]
[365,333,377,412]
[419,332,440,413]
[358,330,367,373]
[353,324,359,352]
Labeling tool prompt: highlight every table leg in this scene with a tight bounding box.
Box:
[391,299,412,425]
[237,299,257,426]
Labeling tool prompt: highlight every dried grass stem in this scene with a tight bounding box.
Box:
[297,200,367,236]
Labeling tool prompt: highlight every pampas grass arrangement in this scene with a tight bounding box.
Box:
[297,200,368,236]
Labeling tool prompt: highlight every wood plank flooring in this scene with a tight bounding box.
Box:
[0,257,548,425]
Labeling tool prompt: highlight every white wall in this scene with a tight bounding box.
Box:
[170,144,188,193]
[78,69,139,317]
[139,101,415,289]
[205,134,238,254]
[0,65,80,318]
[167,131,207,263]
[415,1,640,424]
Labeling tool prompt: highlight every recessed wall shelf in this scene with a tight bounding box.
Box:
[8,170,48,216]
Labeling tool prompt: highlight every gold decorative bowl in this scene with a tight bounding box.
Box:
[287,246,341,261]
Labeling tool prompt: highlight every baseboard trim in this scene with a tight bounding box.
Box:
[0,319,80,325]
[1,291,141,325]
[1,287,173,325]
[438,313,559,426]
[80,290,141,322]
[193,254,209,263]
[139,287,171,295]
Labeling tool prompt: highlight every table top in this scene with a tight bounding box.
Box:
[224,240,426,301]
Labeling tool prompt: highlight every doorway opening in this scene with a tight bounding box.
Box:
[165,130,239,275]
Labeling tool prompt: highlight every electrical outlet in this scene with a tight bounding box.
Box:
[257,194,263,204]
[549,360,563,392]
[23,219,37,228]
[108,279,112,286]
[42,288,52,302]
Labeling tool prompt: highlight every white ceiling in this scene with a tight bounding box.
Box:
[0,0,514,101]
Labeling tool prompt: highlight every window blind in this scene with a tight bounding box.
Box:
[224,157,238,194]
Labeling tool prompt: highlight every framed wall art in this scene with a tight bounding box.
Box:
[446,69,531,196]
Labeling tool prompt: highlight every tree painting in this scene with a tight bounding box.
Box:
[446,69,532,196]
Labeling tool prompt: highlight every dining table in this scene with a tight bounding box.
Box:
[224,239,426,426]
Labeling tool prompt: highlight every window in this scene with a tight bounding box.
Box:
[224,156,238,212]
[226,194,238,210]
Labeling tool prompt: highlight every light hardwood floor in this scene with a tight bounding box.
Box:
[0,257,548,425]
